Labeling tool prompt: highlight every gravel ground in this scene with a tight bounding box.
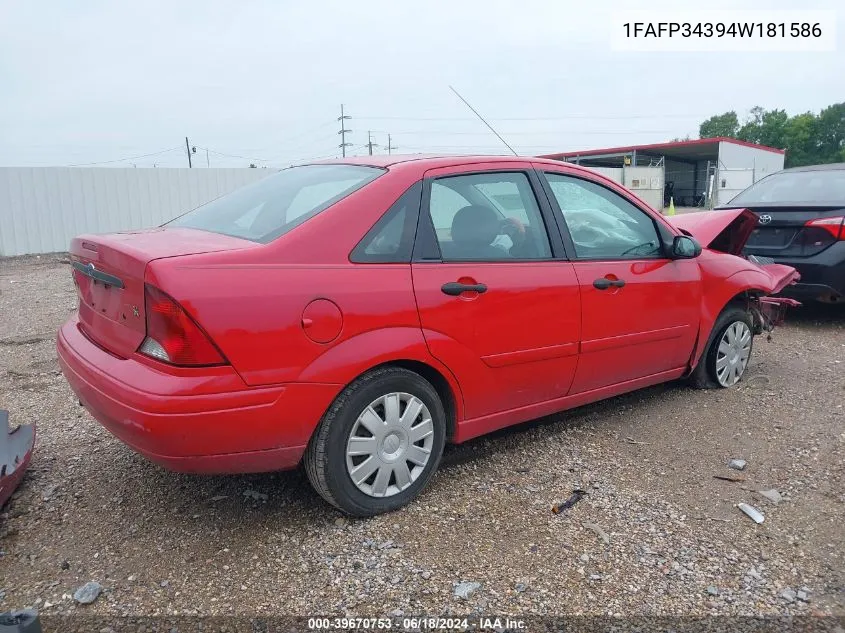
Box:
[1,253,843,622]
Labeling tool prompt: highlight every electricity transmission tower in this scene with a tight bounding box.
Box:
[386,134,397,155]
[367,131,379,155]
[338,104,352,157]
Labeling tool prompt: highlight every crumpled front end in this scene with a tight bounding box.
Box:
[668,209,802,334]
[741,259,801,333]
[749,295,801,333]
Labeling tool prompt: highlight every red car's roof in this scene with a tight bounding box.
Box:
[308,153,593,176]
[308,154,577,169]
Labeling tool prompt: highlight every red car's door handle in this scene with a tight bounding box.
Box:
[593,277,626,290]
[441,282,488,296]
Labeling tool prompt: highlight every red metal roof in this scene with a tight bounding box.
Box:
[538,136,785,159]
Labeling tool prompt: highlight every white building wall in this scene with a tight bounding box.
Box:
[0,168,277,256]
[584,166,623,181]
[582,165,664,210]
[717,141,785,175]
[715,142,785,206]
[621,165,663,210]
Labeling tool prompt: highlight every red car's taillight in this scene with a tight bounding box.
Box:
[805,216,845,240]
[139,284,228,366]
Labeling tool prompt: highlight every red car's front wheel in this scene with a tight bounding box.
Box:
[690,306,755,389]
[304,367,447,516]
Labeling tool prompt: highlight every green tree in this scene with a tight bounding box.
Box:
[817,102,845,163]
[783,113,820,167]
[759,110,789,149]
[736,106,765,143]
[699,111,739,138]
[698,103,845,167]
[736,107,788,149]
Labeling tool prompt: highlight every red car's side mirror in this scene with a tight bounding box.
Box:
[672,235,702,259]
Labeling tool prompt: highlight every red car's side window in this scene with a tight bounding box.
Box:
[544,172,665,260]
[425,171,552,261]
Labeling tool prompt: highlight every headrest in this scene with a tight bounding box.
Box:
[451,205,500,246]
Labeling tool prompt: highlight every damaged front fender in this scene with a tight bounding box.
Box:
[752,261,801,296]
[671,210,803,373]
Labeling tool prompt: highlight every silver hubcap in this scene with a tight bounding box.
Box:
[346,392,434,498]
[716,321,752,387]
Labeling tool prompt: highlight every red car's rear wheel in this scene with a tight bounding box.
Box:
[305,367,447,516]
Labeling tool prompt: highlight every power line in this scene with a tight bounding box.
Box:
[248,120,337,152]
[198,147,273,162]
[355,114,708,121]
[399,144,570,150]
[258,132,342,158]
[193,132,340,165]
[375,129,683,136]
[287,151,342,165]
[66,146,182,167]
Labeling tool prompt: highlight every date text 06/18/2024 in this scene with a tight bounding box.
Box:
[306,617,527,630]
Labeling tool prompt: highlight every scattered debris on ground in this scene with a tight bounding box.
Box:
[582,521,610,545]
[72,582,101,605]
[713,474,745,483]
[759,489,783,505]
[551,489,587,514]
[737,503,765,524]
[453,581,481,600]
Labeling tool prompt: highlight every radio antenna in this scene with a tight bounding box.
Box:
[448,85,518,156]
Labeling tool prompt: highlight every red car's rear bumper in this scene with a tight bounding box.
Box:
[56,316,340,474]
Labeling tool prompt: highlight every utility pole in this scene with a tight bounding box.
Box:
[386,134,397,155]
[338,104,352,157]
[185,137,193,168]
[367,131,379,156]
[206,148,210,168]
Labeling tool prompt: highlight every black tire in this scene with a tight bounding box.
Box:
[304,367,447,516]
[689,306,754,389]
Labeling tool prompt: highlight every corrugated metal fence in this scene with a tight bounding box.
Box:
[0,167,278,256]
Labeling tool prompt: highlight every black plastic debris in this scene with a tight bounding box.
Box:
[552,489,587,514]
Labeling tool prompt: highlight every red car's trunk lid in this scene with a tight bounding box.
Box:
[70,227,255,358]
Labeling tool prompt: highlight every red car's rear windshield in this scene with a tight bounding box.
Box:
[167,164,384,243]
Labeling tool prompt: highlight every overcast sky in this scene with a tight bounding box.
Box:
[1,0,842,168]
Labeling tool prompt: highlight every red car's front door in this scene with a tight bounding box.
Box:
[539,168,702,394]
[411,165,581,421]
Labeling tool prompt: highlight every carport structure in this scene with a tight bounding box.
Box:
[540,137,785,211]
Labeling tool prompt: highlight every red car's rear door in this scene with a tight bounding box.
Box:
[537,167,701,394]
[411,164,581,420]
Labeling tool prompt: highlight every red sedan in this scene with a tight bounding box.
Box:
[57,156,798,516]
